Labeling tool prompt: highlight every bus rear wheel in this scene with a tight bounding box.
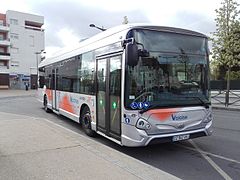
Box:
[81,107,96,137]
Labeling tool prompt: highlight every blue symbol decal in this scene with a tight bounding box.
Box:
[125,118,130,124]
[130,102,138,109]
[143,102,150,109]
[138,102,144,109]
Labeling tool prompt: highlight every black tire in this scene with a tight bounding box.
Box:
[81,107,96,137]
[43,96,52,113]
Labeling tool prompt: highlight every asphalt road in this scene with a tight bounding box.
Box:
[0,96,239,180]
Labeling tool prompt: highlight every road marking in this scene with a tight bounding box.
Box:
[176,143,240,165]
[189,140,232,180]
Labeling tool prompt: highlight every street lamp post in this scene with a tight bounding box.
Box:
[89,24,106,31]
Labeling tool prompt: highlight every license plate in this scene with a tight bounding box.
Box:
[172,134,190,142]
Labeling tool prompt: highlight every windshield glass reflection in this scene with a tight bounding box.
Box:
[125,30,210,109]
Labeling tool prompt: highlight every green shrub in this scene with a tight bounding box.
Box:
[225,71,240,80]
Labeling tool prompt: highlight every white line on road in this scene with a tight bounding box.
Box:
[176,143,240,165]
[189,140,232,180]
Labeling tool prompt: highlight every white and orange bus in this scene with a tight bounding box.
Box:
[38,24,213,147]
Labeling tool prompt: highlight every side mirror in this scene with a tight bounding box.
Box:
[126,42,139,67]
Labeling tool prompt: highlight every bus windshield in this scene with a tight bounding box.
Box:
[125,29,210,109]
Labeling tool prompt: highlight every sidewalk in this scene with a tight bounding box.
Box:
[0,111,179,180]
[0,89,36,98]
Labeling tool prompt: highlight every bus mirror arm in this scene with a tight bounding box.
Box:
[122,38,134,47]
[138,49,149,57]
[136,42,149,57]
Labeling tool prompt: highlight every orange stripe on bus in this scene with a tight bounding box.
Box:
[60,95,74,114]
[147,108,180,121]
[46,89,53,101]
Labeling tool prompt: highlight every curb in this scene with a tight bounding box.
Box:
[0,94,35,100]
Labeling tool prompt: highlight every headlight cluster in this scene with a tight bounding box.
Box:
[203,113,213,123]
[136,118,151,130]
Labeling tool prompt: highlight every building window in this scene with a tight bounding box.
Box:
[29,35,34,47]
[10,19,18,25]
[0,34,3,40]
[10,33,19,39]
[0,20,3,26]
[0,47,4,53]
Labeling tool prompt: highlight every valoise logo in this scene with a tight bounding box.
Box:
[171,114,188,121]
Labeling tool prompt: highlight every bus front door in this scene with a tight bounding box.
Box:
[96,55,122,141]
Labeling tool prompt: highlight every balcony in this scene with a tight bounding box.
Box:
[25,25,44,32]
[25,21,44,32]
[0,39,10,46]
[0,23,10,32]
[0,52,10,60]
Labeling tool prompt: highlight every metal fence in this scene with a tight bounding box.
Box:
[211,80,240,107]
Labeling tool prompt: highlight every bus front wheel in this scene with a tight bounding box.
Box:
[81,107,96,137]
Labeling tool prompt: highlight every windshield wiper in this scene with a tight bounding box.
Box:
[180,80,199,86]
[133,91,154,103]
[181,96,210,108]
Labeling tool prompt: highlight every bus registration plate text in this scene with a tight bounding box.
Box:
[172,134,190,142]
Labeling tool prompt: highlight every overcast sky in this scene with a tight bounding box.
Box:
[1,0,237,57]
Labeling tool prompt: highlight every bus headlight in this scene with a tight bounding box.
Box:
[136,118,151,130]
[203,113,213,123]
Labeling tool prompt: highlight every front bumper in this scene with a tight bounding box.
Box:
[121,120,213,147]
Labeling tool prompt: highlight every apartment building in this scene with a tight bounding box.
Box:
[0,13,10,89]
[0,10,44,89]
